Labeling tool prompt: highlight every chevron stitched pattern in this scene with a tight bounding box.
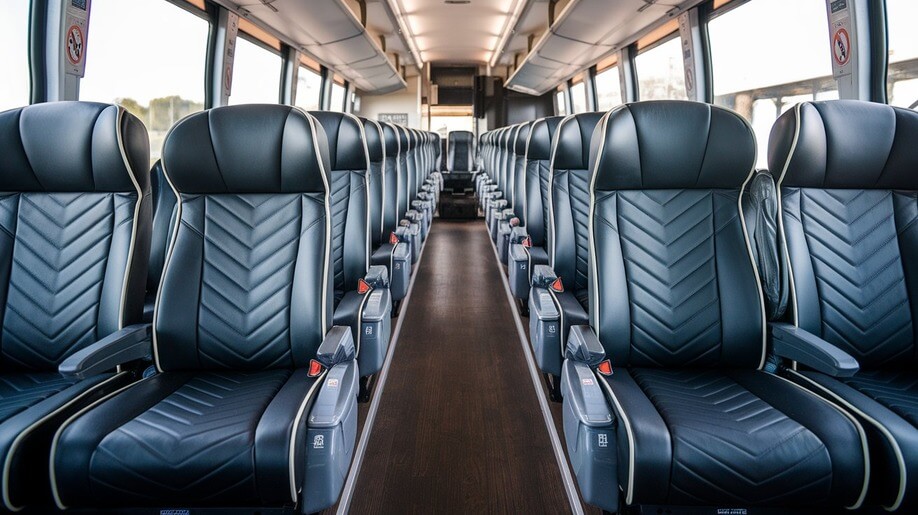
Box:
[329,170,351,302]
[538,161,551,245]
[0,373,77,422]
[614,190,723,368]
[565,169,591,296]
[632,369,832,505]
[90,371,290,503]
[198,195,302,370]
[2,193,126,371]
[845,370,918,426]
[791,189,913,367]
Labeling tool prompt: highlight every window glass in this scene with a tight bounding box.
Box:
[887,0,918,109]
[556,90,567,116]
[431,116,474,139]
[636,36,687,101]
[709,0,833,166]
[295,65,322,110]
[228,37,281,105]
[570,82,587,113]
[0,0,30,111]
[595,66,623,111]
[330,82,346,111]
[80,0,208,163]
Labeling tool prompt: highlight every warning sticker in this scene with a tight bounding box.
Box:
[833,27,850,66]
[66,25,84,66]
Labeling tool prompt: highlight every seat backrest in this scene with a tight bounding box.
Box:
[502,126,518,198]
[590,101,763,369]
[526,116,564,248]
[512,122,532,215]
[448,130,474,171]
[433,132,442,172]
[0,102,151,372]
[308,111,370,305]
[549,112,603,309]
[402,127,418,203]
[148,160,178,297]
[155,105,331,372]
[396,127,410,216]
[769,100,918,369]
[359,117,386,248]
[380,122,400,234]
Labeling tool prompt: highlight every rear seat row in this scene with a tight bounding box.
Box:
[477,100,918,512]
[0,102,440,512]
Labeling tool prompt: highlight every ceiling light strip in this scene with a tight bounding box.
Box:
[489,0,529,68]
[385,0,424,69]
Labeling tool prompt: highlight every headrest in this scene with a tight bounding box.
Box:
[527,116,564,161]
[0,101,149,192]
[448,131,473,146]
[514,122,532,156]
[590,102,754,190]
[553,112,603,171]
[380,122,399,156]
[309,111,367,171]
[398,126,410,150]
[360,117,384,162]
[502,127,514,149]
[163,105,329,194]
[768,100,918,190]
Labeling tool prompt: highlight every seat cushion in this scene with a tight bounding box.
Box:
[604,368,866,508]
[789,369,918,510]
[0,372,123,510]
[53,369,321,508]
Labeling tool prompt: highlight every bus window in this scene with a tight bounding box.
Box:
[80,0,208,163]
[556,90,567,116]
[595,66,623,111]
[0,0,30,112]
[709,0,833,167]
[228,37,282,105]
[295,65,322,111]
[636,36,687,101]
[887,0,918,110]
[570,81,587,113]
[330,82,347,111]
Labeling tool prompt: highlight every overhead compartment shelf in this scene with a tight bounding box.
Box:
[223,0,407,94]
[505,0,700,95]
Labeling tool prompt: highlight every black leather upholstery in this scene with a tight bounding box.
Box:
[550,112,602,311]
[396,126,410,220]
[769,100,918,510]
[448,130,474,172]
[0,101,151,510]
[511,122,531,216]
[526,116,563,249]
[589,101,866,509]
[380,122,401,233]
[144,160,178,322]
[52,105,333,509]
[360,117,386,248]
[309,111,369,305]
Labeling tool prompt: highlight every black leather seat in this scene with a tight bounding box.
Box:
[52,105,360,512]
[507,116,564,303]
[448,130,474,172]
[361,117,412,303]
[769,100,918,511]
[143,160,177,322]
[488,125,520,240]
[0,101,152,511]
[309,111,392,379]
[529,112,602,383]
[495,121,532,258]
[561,101,868,511]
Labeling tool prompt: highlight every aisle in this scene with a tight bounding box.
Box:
[346,220,572,513]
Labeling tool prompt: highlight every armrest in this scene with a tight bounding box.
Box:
[59,324,152,379]
[316,325,356,368]
[770,323,859,377]
[565,325,606,366]
[531,265,559,289]
[364,265,390,289]
[509,226,528,245]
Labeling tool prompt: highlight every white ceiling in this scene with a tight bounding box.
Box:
[391,0,525,64]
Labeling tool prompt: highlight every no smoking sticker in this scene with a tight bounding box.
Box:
[833,27,850,66]
[67,25,84,66]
